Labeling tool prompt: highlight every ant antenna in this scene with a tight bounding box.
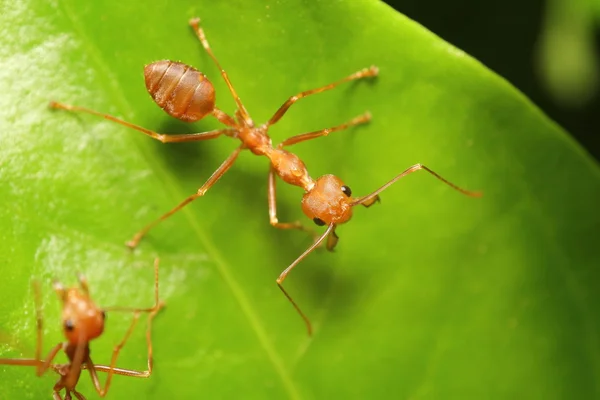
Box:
[352,163,482,207]
[277,224,335,335]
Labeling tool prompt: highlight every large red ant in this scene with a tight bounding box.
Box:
[50,17,480,335]
[0,259,164,399]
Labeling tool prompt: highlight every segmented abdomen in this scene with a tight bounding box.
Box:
[144,60,216,122]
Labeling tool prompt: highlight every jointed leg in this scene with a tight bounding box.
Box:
[64,338,87,390]
[0,282,63,374]
[33,281,44,371]
[87,259,165,395]
[278,112,371,148]
[35,343,63,377]
[104,258,164,374]
[351,163,482,207]
[71,390,85,400]
[189,18,253,126]
[103,258,162,314]
[50,101,233,143]
[54,386,84,400]
[268,167,314,235]
[92,299,163,378]
[266,67,378,128]
[87,311,141,396]
[0,344,62,374]
[126,146,243,249]
[90,297,164,393]
[52,389,63,400]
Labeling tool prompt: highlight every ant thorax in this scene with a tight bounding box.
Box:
[238,125,272,155]
[269,149,314,191]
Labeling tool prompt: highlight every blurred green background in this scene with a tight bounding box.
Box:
[385,0,600,160]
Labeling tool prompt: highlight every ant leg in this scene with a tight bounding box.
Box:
[126,146,243,249]
[35,279,63,376]
[277,223,336,336]
[88,303,165,394]
[0,344,62,372]
[84,258,165,397]
[50,102,234,142]
[189,18,253,126]
[33,281,44,370]
[86,258,164,383]
[86,313,141,396]
[351,163,482,207]
[104,258,162,313]
[266,67,378,128]
[278,112,371,148]
[63,338,88,390]
[0,282,63,374]
[71,390,85,400]
[90,300,164,378]
[268,167,315,236]
[92,298,164,378]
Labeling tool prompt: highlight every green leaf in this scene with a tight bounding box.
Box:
[1,0,599,399]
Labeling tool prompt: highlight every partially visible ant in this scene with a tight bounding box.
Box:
[0,259,164,399]
[50,17,481,335]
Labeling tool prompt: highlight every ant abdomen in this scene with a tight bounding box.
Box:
[144,60,216,122]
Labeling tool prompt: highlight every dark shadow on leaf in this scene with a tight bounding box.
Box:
[150,118,220,183]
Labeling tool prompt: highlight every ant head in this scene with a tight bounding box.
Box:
[53,277,105,345]
[301,174,354,226]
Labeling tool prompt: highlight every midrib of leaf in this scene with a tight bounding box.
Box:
[56,2,302,398]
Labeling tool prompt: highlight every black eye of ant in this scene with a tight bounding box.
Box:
[101,310,106,320]
[341,185,352,197]
[64,319,75,332]
[313,217,326,226]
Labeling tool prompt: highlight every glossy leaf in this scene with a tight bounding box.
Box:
[1,0,599,399]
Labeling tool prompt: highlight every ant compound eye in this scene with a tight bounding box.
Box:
[341,185,352,197]
[101,310,106,320]
[313,217,326,226]
[64,319,75,332]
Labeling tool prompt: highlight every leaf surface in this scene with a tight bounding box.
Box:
[1,0,599,399]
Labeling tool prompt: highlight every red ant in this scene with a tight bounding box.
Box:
[0,259,164,399]
[50,17,480,335]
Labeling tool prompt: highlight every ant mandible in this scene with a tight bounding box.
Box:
[50,17,480,335]
[0,259,164,399]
